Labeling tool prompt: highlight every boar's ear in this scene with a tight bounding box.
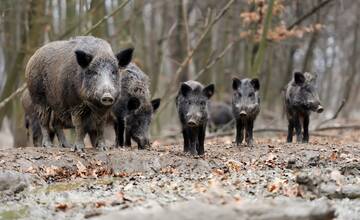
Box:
[151,98,161,112]
[294,72,305,85]
[127,97,140,111]
[75,50,93,68]
[250,78,260,91]
[116,48,134,68]
[180,83,192,97]
[232,77,241,90]
[203,84,215,99]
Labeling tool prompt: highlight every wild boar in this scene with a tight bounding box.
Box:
[285,71,324,143]
[176,80,214,155]
[26,36,133,151]
[232,78,260,146]
[113,63,161,149]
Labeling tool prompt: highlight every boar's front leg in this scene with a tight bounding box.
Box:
[93,120,107,151]
[197,123,206,156]
[125,129,131,147]
[182,128,190,152]
[55,128,71,148]
[114,118,125,147]
[245,119,254,146]
[71,114,85,152]
[188,127,198,155]
[287,116,294,143]
[235,119,244,146]
[294,114,302,143]
[302,114,310,143]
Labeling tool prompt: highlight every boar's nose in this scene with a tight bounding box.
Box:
[316,105,324,113]
[101,93,114,106]
[187,119,197,127]
[239,110,247,117]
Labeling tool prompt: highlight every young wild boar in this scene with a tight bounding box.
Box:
[208,101,233,132]
[113,63,161,149]
[285,72,324,143]
[21,89,71,148]
[232,78,260,146]
[176,81,214,155]
[26,36,133,151]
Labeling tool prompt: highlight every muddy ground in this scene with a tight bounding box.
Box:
[0,130,359,220]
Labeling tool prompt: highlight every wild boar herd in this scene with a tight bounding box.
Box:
[22,36,324,156]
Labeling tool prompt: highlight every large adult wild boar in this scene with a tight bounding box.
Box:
[26,36,133,151]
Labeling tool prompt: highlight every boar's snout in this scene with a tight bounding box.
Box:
[239,110,247,117]
[100,93,115,106]
[187,119,197,127]
[134,136,151,149]
[316,105,324,113]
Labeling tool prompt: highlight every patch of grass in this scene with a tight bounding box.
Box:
[0,207,28,220]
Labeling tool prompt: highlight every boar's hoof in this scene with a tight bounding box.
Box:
[190,149,198,155]
[97,142,108,151]
[73,143,85,152]
[42,140,53,148]
[61,142,72,148]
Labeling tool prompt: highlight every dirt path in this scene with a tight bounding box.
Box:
[0,132,359,219]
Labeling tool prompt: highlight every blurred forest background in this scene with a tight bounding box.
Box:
[0,0,359,147]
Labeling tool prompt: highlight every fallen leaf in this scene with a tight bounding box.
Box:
[55,203,69,212]
[95,201,106,208]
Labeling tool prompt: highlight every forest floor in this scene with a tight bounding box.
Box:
[0,130,359,220]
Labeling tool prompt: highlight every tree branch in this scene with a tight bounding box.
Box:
[287,0,336,30]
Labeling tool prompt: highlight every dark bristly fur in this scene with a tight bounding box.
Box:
[113,63,161,149]
[232,78,260,146]
[26,36,133,151]
[176,80,214,155]
[285,71,324,143]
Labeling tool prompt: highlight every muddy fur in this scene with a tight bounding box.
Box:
[285,72,324,143]
[25,36,133,151]
[113,63,160,149]
[232,78,260,146]
[176,80,214,155]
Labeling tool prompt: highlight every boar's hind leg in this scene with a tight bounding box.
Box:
[235,119,244,146]
[114,118,125,147]
[197,124,206,155]
[39,107,53,148]
[302,114,310,143]
[245,119,254,146]
[182,128,190,152]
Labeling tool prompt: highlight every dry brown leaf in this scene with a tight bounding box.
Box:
[226,160,242,172]
[55,203,69,212]
[95,201,106,208]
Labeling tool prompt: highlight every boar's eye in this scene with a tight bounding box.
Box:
[248,92,254,98]
[200,101,206,106]
[238,92,242,98]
